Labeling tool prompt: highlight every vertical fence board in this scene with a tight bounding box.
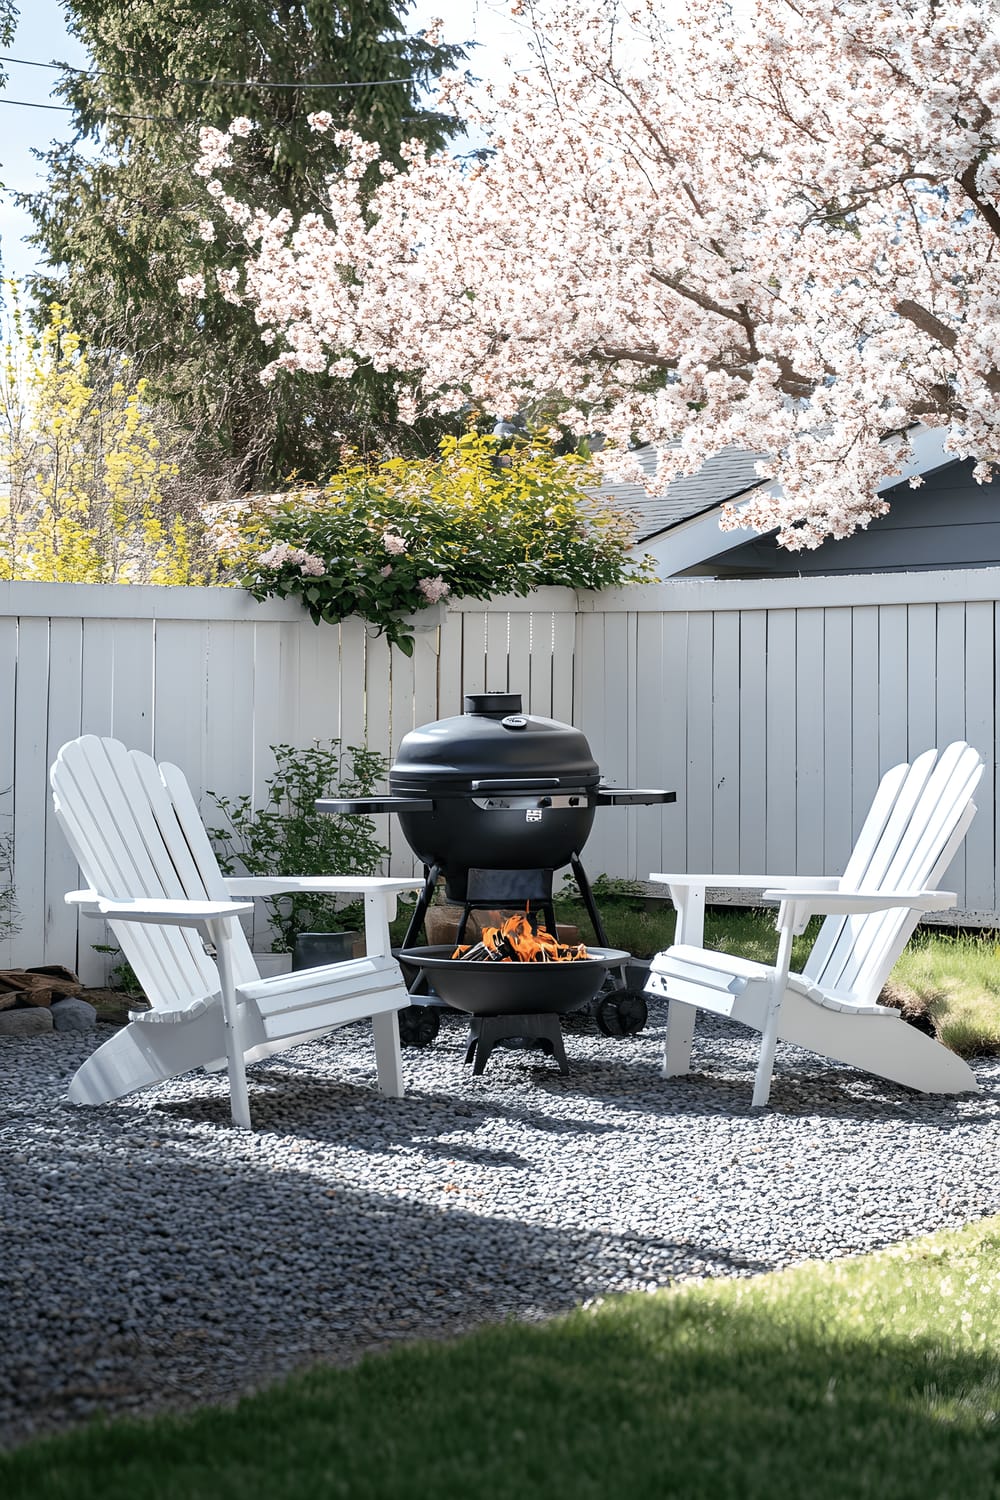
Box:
[43,619,84,973]
[764,610,797,872]
[527,614,554,719]
[710,612,741,871]
[550,611,576,727]
[0,618,18,968]
[338,619,366,754]
[907,603,938,754]
[653,612,690,873]
[110,621,155,750]
[737,610,767,871]
[685,613,715,873]
[153,620,208,790]
[13,619,50,964]
[633,612,668,879]
[934,603,969,901]
[461,612,488,700]
[507,613,533,705]
[964,602,995,912]
[485,610,511,693]
[822,609,854,876]
[850,606,880,842]
[80,620,116,736]
[877,605,908,768]
[795,610,825,869]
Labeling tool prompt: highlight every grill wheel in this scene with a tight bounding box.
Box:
[595,989,648,1037]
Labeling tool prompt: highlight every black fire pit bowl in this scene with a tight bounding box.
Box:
[396,945,630,1017]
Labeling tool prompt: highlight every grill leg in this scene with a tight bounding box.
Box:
[402,864,442,948]
[569,853,610,947]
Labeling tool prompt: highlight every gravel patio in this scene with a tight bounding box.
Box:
[3,999,1000,1451]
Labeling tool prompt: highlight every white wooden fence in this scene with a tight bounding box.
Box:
[2,566,998,979]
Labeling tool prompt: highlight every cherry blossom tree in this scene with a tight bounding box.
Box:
[190,0,1000,547]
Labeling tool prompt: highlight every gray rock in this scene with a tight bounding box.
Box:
[49,997,97,1033]
[0,1006,53,1037]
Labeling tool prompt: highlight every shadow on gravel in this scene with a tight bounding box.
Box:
[0,1086,773,1450]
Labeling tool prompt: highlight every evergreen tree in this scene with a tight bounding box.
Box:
[22,1,467,492]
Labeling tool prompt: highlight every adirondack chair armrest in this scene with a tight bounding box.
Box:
[224,876,424,898]
[763,888,957,935]
[85,896,255,929]
[223,876,424,958]
[648,873,838,946]
[649,874,839,891]
[65,888,101,912]
[763,887,956,912]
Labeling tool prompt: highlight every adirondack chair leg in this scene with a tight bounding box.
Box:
[211,919,252,1129]
[662,1000,696,1077]
[371,1008,405,1097]
[67,1006,228,1106]
[751,917,797,1108]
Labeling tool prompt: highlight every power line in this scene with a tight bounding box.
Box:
[0,92,461,132]
[0,52,456,90]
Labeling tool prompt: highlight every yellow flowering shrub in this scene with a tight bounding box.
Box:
[0,284,211,584]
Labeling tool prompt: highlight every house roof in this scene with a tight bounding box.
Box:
[595,443,771,543]
[604,425,958,574]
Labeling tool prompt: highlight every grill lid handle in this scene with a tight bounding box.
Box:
[464,692,522,717]
[470,777,561,792]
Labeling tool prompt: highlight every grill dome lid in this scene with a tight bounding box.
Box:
[388,692,600,794]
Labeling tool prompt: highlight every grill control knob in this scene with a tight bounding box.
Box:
[501,715,528,730]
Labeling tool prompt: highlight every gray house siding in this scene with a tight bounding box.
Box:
[697,459,1000,577]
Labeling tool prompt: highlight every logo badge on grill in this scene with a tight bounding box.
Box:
[525,808,543,822]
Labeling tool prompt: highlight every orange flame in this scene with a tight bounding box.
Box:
[452,911,590,963]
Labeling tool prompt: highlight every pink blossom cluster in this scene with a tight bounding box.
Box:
[256,541,326,576]
[417,575,451,603]
[191,0,1000,547]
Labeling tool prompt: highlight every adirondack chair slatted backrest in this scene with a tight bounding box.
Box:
[804,743,983,1004]
[51,736,258,1011]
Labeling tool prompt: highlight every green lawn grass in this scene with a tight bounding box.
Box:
[5,1217,1000,1498]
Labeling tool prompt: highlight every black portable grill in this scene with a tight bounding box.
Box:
[317,691,674,1048]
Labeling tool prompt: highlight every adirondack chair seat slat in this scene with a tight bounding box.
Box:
[51,735,424,1129]
[648,947,893,1017]
[647,742,984,1107]
[130,996,216,1024]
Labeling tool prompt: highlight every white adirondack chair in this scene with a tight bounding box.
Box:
[646,742,984,1107]
[50,735,424,1129]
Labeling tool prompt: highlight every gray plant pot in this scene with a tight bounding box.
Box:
[625,958,652,994]
[292,931,362,970]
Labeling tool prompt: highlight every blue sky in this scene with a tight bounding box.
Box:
[0,1,88,282]
[0,0,528,286]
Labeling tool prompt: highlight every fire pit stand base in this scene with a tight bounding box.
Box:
[464,1012,569,1076]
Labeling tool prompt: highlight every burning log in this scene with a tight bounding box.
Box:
[452,912,590,963]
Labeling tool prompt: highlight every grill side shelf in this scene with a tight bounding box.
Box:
[592,789,677,806]
[316,797,435,814]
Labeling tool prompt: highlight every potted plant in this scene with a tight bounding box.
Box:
[207,741,391,972]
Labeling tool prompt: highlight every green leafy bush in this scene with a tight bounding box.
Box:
[207,742,389,953]
[208,432,656,654]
